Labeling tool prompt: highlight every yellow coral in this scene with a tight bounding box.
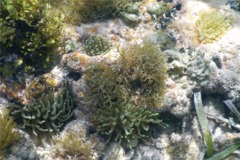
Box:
[195,10,232,44]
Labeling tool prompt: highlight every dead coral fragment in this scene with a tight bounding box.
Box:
[11,81,74,136]
[119,41,168,107]
[0,109,19,151]
[53,129,93,160]
[195,10,232,44]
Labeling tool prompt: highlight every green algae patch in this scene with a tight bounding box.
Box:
[0,109,19,155]
[195,10,232,44]
[52,129,94,160]
[0,0,64,72]
[119,41,168,107]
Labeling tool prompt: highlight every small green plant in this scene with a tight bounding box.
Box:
[83,35,112,56]
[195,10,232,44]
[119,40,168,107]
[194,92,240,160]
[52,129,93,160]
[194,92,214,157]
[10,81,74,136]
[0,109,19,154]
[0,0,63,72]
[96,97,163,149]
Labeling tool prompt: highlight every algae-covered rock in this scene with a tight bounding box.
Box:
[6,130,38,160]
[146,1,168,17]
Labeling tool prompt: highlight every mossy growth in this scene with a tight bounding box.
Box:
[96,97,163,149]
[76,0,131,23]
[119,40,168,107]
[0,0,64,72]
[0,109,19,155]
[49,0,132,24]
[84,62,129,109]
[195,10,232,44]
[48,0,84,25]
[10,81,74,137]
[83,35,112,56]
[52,129,94,160]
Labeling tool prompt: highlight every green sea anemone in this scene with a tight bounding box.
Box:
[96,98,163,149]
[83,35,112,56]
[10,81,74,136]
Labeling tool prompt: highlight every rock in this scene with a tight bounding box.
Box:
[146,1,168,17]
[153,132,204,160]
[155,134,170,149]
[121,13,141,25]
[6,130,38,160]
[146,32,176,51]
[132,145,164,160]
[163,76,192,116]
[102,143,133,160]
[0,97,8,109]
[65,40,76,53]
[61,52,92,73]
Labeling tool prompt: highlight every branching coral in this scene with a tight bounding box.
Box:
[10,81,74,136]
[0,109,19,153]
[83,35,112,56]
[119,41,168,107]
[195,10,232,44]
[95,98,163,149]
[52,129,94,160]
[0,0,63,72]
